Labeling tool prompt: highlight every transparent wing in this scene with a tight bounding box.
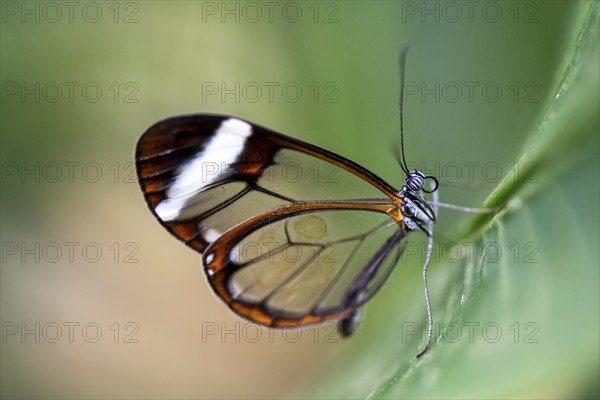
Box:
[135,114,401,253]
[136,114,410,327]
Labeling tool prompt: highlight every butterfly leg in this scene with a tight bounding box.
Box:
[416,232,434,358]
[435,201,503,214]
[416,179,439,358]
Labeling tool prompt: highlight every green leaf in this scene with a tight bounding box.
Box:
[300,2,599,399]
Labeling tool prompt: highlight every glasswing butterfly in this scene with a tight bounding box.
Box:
[135,48,494,357]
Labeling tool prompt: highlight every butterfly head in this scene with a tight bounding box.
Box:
[404,170,438,194]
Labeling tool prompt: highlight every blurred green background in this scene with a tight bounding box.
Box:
[1,1,598,399]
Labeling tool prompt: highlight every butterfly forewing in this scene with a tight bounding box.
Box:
[135,114,408,328]
[136,115,400,250]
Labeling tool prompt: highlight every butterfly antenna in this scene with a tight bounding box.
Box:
[398,45,411,175]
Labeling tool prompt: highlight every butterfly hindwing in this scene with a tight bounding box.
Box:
[203,204,407,327]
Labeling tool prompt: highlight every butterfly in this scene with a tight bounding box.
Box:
[135,48,490,357]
